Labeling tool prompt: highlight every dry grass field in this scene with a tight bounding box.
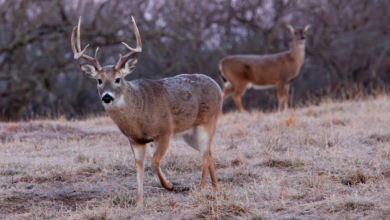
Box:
[1,96,390,219]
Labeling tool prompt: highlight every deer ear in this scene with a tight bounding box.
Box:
[119,56,138,76]
[286,24,294,33]
[304,24,311,32]
[80,64,99,78]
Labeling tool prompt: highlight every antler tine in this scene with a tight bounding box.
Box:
[71,16,102,70]
[71,26,78,55]
[77,16,82,52]
[95,47,99,59]
[115,16,142,70]
[121,16,142,52]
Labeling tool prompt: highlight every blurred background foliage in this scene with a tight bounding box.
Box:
[0,0,389,120]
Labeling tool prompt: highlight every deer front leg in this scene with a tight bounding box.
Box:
[222,83,234,99]
[232,92,247,113]
[220,84,235,116]
[231,83,249,113]
[152,134,173,190]
[276,82,287,111]
[130,141,146,206]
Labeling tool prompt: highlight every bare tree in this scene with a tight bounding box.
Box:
[0,0,389,120]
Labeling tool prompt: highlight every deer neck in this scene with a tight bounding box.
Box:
[103,81,141,116]
[103,81,151,139]
[290,40,306,65]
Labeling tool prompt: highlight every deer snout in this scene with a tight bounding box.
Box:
[102,94,114,103]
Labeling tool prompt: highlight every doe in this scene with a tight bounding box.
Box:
[219,24,310,112]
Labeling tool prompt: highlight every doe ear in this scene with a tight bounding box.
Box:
[304,24,311,32]
[286,24,295,33]
[119,56,138,76]
[80,64,99,78]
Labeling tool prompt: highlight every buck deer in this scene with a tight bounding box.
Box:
[71,16,222,205]
[219,24,310,112]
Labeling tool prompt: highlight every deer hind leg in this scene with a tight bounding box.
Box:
[129,141,146,205]
[182,124,219,190]
[207,150,219,190]
[284,84,290,110]
[152,134,173,191]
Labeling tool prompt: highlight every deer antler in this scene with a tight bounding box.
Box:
[114,16,142,70]
[71,16,102,70]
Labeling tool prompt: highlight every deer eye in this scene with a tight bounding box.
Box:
[98,79,103,85]
[115,78,121,84]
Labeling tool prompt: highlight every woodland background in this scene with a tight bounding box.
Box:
[0,0,389,120]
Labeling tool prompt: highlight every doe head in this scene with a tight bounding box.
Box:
[287,24,310,45]
[71,16,142,106]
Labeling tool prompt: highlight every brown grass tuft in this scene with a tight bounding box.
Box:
[260,159,304,168]
[198,201,251,219]
[109,190,136,208]
[367,133,390,142]
[285,111,297,127]
[340,170,375,186]
[5,123,19,131]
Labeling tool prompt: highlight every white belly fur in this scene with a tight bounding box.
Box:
[247,83,275,90]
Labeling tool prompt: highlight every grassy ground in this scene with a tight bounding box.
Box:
[1,96,390,219]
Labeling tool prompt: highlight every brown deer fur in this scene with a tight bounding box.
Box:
[71,17,222,206]
[219,24,310,112]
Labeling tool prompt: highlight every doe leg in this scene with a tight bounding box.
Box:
[222,83,234,99]
[284,84,290,110]
[220,83,235,116]
[232,92,247,113]
[276,82,287,111]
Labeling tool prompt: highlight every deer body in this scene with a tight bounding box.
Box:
[105,74,222,141]
[219,25,310,112]
[71,17,221,206]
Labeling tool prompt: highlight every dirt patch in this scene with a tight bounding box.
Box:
[77,166,102,174]
[0,182,107,215]
[331,201,375,212]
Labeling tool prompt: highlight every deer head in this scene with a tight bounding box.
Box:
[287,24,310,45]
[71,16,142,107]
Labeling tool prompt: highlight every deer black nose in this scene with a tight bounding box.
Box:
[300,36,305,40]
[102,94,114,103]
